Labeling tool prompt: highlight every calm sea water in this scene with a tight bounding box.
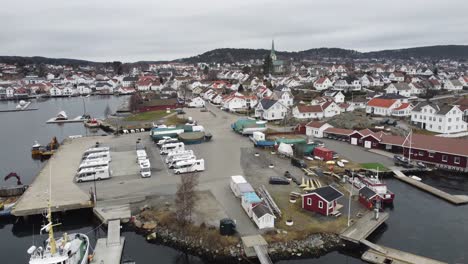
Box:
[0,97,467,264]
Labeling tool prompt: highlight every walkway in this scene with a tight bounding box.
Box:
[392,169,468,205]
[91,219,125,264]
[340,211,389,243]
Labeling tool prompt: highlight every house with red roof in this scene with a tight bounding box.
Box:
[313,77,333,91]
[349,128,386,148]
[293,104,325,119]
[392,103,413,117]
[305,121,333,138]
[222,92,258,112]
[366,97,402,116]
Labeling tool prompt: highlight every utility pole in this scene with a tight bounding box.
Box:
[347,171,354,227]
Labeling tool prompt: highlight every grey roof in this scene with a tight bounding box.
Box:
[252,203,273,218]
[123,76,138,82]
[96,82,111,87]
[312,186,343,202]
[238,183,255,194]
[391,83,411,90]
[413,102,456,115]
[260,98,278,110]
[378,93,408,100]
[450,79,463,86]
[359,186,377,199]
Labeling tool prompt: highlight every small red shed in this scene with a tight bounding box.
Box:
[313,147,334,161]
[358,186,382,210]
[301,186,343,216]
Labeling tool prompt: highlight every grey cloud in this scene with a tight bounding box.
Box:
[1,0,467,62]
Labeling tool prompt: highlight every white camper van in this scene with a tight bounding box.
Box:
[167,154,196,169]
[160,142,185,155]
[83,151,111,163]
[75,165,111,182]
[165,150,194,164]
[78,159,109,170]
[82,147,110,159]
[173,159,205,174]
[136,150,148,163]
[139,159,151,178]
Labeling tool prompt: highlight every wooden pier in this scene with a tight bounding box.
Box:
[392,169,468,205]
[241,235,273,264]
[91,219,125,264]
[361,240,447,264]
[340,211,389,243]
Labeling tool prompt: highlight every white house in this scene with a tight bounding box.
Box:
[411,102,467,134]
[321,101,341,118]
[444,79,463,91]
[392,103,413,117]
[77,84,92,95]
[49,86,62,97]
[323,91,345,103]
[6,87,15,98]
[385,83,411,97]
[272,88,294,107]
[222,93,258,112]
[366,98,402,116]
[314,77,333,90]
[62,86,75,96]
[255,99,288,121]
[188,97,205,108]
[305,121,333,138]
[389,72,405,82]
[251,203,275,229]
[292,105,325,119]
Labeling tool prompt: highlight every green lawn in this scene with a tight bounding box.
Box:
[360,163,389,171]
[124,110,169,122]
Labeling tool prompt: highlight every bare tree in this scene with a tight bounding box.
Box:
[175,173,199,225]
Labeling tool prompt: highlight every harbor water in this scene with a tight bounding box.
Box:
[0,97,467,264]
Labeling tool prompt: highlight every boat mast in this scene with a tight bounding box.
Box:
[48,160,57,255]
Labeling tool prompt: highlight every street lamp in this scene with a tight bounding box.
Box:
[93,173,98,205]
[347,170,355,227]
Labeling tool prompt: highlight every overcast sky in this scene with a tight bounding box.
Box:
[1,0,467,62]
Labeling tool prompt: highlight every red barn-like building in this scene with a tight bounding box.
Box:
[301,186,343,216]
[358,186,382,210]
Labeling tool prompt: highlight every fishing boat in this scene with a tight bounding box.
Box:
[31,137,59,158]
[27,166,90,264]
[84,118,100,129]
[350,172,395,203]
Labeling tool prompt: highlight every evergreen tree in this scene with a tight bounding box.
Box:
[263,55,273,75]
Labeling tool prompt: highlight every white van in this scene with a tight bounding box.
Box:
[75,165,111,182]
[160,142,185,155]
[78,159,109,170]
[173,159,205,174]
[136,150,147,162]
[83,152,111,163]
[82,147,110,159]
[168,154,196,169]
[165,150,194,164]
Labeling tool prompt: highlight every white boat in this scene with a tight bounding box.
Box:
[341,159,349,163]
[28,165,90,264]
[337,161,345,167]
[56,111,68,120]
[410,175,422,181]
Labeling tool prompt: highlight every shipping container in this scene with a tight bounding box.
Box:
[313,147,334,161]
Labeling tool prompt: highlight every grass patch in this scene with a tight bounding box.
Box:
[360,163,388,171]
[124,110,169,122]
[165,115,188,126]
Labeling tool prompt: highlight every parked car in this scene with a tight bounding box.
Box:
[269,176,290,185]
[387,119,397,126]
[176,108,185,115]
[291,157,307,168]
[379,118,389,125]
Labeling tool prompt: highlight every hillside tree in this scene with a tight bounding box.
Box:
[263,55,273,75]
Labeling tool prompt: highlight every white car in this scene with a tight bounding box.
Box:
[157,137,178,147]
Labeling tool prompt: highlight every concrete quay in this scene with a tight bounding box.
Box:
[91,219,125,264]
[340,211,389,243]
[392,169,468,205]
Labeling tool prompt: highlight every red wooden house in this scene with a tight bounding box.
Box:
[301,186,343,216]
[358,186,382,210]
[349,129,385,149]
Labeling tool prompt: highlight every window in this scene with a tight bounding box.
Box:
[307,198,312,206]
[454,157,460,164]
[448,118,452,122]
[429,152,434,158]
[439,118,442,122]
[438,126,441,130]
[448,126,451,131]
[318,201,323,209]
[419,151,424,156]
[442,155,448,162]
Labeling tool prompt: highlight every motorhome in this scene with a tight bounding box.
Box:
[75,165,111,182]
[82,147,110,159]
[165,150,194,163]
[78,159,109,170]
[160,142,185,155]
[83,151,111,163]
[136,150,148,162]
[173,159,205,174]
[168,154,196,169]
[139,160,151,178]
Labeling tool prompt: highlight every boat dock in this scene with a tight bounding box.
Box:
[340,211,389,243]
[0,108,38,113]
[241,235,273,264]
[392,169,468,205]
[12,138,94,216]
[91,219,125,264]
[361,240,447,264]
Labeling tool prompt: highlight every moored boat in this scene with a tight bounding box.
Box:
[350,173,395,203]
[84,118,100,128]
[31,137,59,158]
[56,110,68,120]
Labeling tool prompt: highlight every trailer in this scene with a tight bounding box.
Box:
[150,127,185,141]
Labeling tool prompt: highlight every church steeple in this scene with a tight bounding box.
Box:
[270,39,277,61]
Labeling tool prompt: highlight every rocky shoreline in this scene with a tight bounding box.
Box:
[131,213,346,263]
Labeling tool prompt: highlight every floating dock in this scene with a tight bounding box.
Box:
[361,240,447,264]
[392,169,468,205]
[0,108,38,113]
[12,138,94,216]
[91,219,125,264]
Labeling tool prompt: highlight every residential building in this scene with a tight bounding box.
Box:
[255,98,288,121]
[366,98,402,116]
[301,186,343,216]
[411,102,467,134]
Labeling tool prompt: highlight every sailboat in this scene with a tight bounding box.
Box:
[27,161,90,264]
